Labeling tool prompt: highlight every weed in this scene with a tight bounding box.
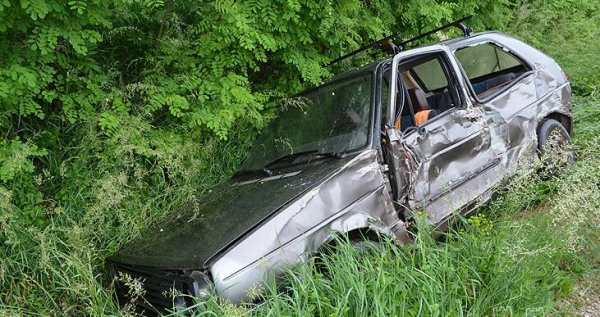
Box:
[1,1,598,316]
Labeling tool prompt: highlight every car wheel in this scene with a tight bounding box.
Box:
[314,236,382,276]
[537,119,574,176]
[348,238,383,255]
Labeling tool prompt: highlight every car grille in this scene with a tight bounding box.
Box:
[110,262,196,315]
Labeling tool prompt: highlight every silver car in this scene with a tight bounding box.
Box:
[109,30,573,314]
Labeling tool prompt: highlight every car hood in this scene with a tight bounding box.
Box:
[109,153,363,269]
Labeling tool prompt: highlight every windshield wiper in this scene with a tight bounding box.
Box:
[264,150,344,171]
[234,151,343,178]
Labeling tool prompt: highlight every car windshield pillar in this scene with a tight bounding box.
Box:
[387,55,402,129]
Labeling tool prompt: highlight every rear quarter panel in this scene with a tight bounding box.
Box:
[456,33,572,176]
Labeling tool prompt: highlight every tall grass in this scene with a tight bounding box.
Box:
[1,1,598,316]
[256,213,574,316]
[0,117,255,315]
[175,1,600,316]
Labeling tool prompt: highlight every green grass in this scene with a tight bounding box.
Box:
[177,211,577,316]
[1,1,598,316]
[0,124,255,315]
[178,1,600,316]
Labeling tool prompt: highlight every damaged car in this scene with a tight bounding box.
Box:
[108,18,573,314]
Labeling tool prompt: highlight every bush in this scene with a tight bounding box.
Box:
[8,0,596,315]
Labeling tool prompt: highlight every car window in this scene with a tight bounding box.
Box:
[392,53,460,133]
[412,58,448,91]
[454,42,530,98]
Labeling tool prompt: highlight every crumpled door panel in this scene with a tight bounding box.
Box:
[404,106,500,223]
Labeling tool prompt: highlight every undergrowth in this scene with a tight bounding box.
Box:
[174,1,600,316]
[1,0,598,316]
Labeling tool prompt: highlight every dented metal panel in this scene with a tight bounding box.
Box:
[110,151,403,269]
[210,149,408,302]
[384,31,572,226]
[403,105,500,223]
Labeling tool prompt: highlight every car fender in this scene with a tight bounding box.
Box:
[314,199,411,250]
[209,175,409,303]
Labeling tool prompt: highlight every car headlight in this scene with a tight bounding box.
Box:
[189,270,213,301]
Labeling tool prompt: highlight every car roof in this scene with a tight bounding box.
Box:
[328,31,512,75]
[317,30,543,89]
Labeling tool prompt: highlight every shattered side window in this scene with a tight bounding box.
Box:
[454,42,530,98]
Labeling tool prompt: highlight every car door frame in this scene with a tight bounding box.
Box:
[385,46,502,225]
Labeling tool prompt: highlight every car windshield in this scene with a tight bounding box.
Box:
[240,73,373,172]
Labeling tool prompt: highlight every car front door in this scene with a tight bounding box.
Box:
[386,48,502,225]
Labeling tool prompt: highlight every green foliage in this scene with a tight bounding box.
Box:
[0,139,47,182]
[1,0,512,139]
[509,0,600,96]
[0,140,48,228]
[3,0,597,315]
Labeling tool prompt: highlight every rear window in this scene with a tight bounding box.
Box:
[455,42,525,80]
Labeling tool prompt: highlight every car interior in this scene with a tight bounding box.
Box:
[382,42,530,137]
[382,54,458,134]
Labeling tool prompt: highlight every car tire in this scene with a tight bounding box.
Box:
[348,238,383,255]
[537,119,574,176]
[314,236,382,276]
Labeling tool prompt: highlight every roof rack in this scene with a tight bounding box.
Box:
[398,15,473,49]
[328,31,402,66]
[329,15,474,66]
